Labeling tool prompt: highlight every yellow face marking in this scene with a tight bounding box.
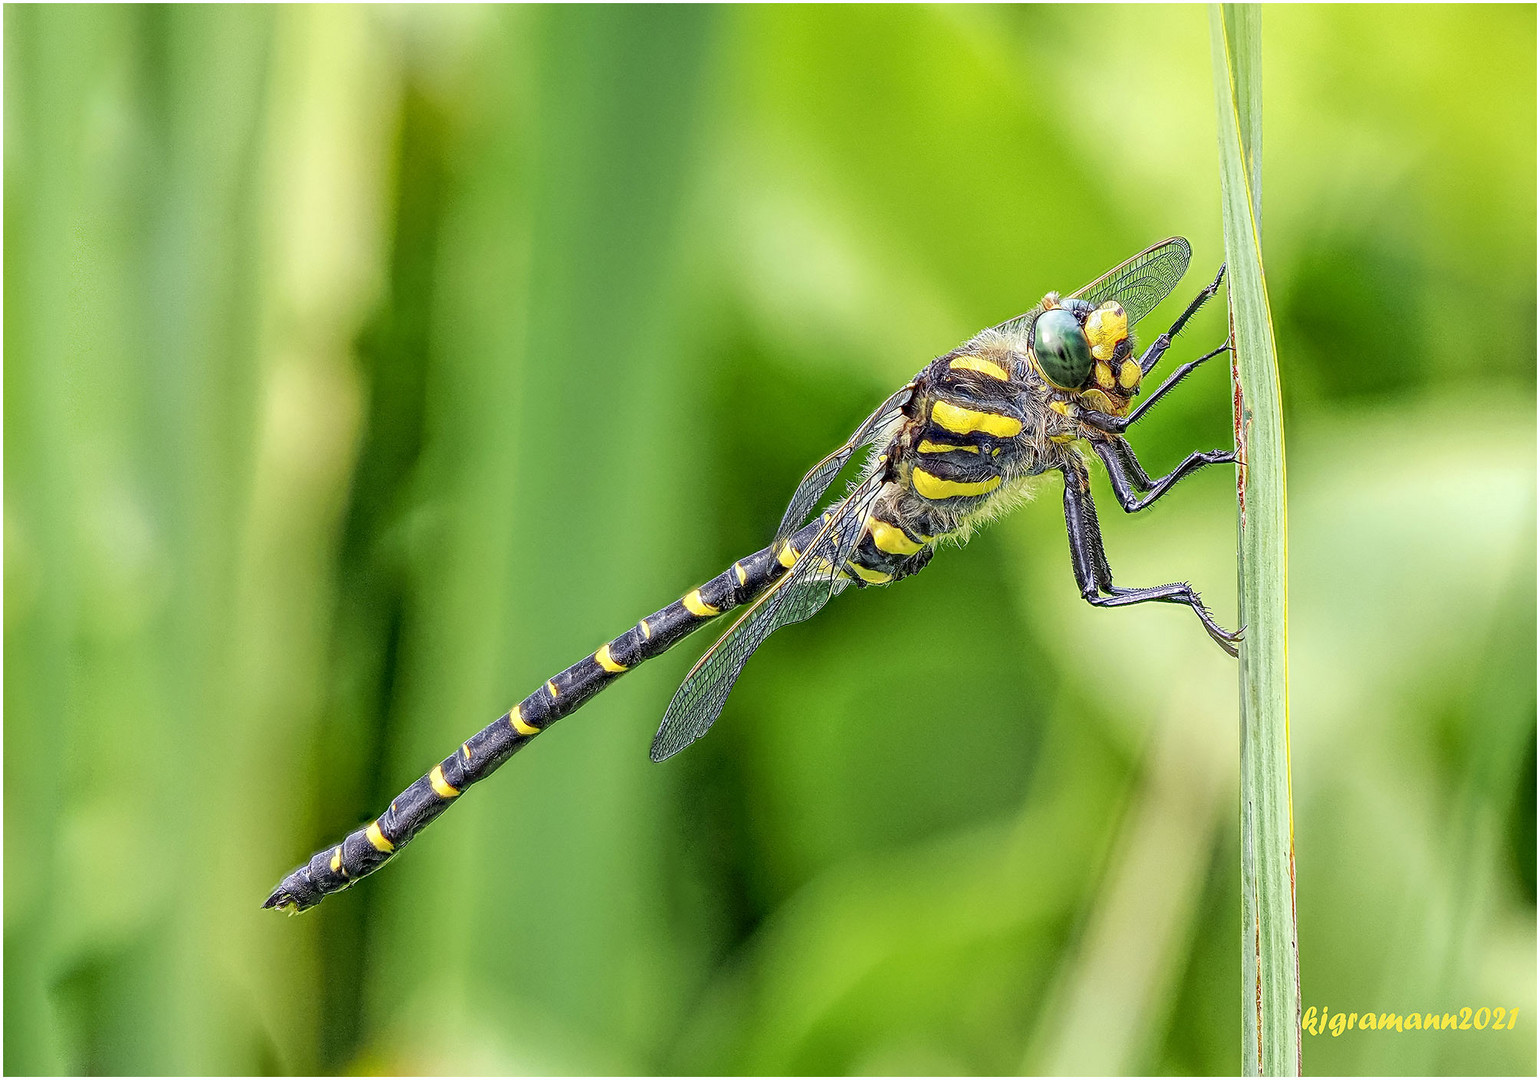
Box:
[430,765,460,798]
[511,704,540,736]
[912,468,1002,500]
[1049,399,1071,416]
[917,439,978,454]
[733,561,747,585]
[330,847,343,873]
[366,821,394,853]
[930,399,1023,438]
[1118,360,1141,389]
[595,643,628,673]
[1085,303,1128,361]
[639,618,652,640]
[683,589,720,617]
[1094,362,1115,390]
[949,355,1009,380]
[846,561,894,584]
[777,544,799,568]
[867,516,925,555]
[546,679,559,699]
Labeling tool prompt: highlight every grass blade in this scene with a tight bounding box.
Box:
[1209,5,1300,1076]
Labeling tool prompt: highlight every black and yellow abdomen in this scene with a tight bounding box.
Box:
[265,529,809,912]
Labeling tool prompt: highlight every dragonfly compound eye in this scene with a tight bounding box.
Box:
[1033,307,1094,388]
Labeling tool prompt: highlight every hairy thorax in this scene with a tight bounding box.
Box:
[837,333,1092,588]
[890,335,1080,537]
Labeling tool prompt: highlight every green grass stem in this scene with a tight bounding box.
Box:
[1209,5,1301,1075]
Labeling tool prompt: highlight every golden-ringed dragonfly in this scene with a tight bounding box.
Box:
[264,236,1239,913]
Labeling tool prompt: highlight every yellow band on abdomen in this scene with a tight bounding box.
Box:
[430,765,460,798]
[511,704,540,736]
[683,589,720,617]
[912,468,1002,500]
[595,643,628,673]
[867,517,925,555]
[846,561,894,584]
[366,821,394,853]
[930,399,1023,438]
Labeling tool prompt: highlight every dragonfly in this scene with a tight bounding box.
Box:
[265,236,1239,913]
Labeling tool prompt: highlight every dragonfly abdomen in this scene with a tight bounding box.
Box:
[263,528,818,913]
[838,503,935,585]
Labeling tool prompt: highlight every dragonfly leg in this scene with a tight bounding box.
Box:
[1078,335,1233,435]
[1091,437,1235,513]
[1071,337,1225,437]
[1095,582,1241,656]
[1137,262,1226,375]
[1061,462,1240,655]
[1059,459,1116,592]
[1124,337,1233,427]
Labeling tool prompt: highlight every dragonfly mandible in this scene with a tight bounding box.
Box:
[265,236,1239,913]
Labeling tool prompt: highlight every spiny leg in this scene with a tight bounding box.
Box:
[1060,462,1240,655]
[1138,262,1227,375]
[1093,582,1241,657]
[1124,337,1233,428]
[1091,437,1236,513]
[1078,336,1233,435]
[1098,436,1153,490]
[1060,459,1115,593]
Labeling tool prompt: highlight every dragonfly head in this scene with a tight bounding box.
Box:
[1030,296,1143,415]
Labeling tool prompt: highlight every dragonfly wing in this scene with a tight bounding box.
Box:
[1071,236,1191,328]
[772,385,911,552]
[652,475,885,762]
[989,236,1193,341]
[991,305,1046,341]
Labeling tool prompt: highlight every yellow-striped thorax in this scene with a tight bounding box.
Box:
[859,338,1051,555]
[854,299,1151,565]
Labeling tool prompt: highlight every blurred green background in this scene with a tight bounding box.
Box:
[5,5,1534,1075]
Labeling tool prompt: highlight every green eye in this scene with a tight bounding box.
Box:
[1033,308,1093,388]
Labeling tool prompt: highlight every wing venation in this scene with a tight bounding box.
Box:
[772,386,911,551]
[651,474,887,762]
[990,236,1193,341]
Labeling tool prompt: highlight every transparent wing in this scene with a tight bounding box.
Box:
[651,474,887,762]
[1072,235,1192,328]
[991,305,1047,341]
[772,385,911,552]
[990,236,1193,340]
